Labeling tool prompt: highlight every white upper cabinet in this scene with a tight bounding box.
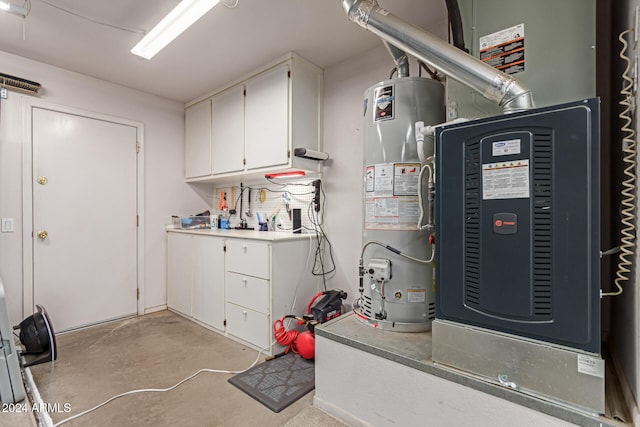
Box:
[244,63,289,170]
[211,84,245,175]
[184,99,212,179]
[184,53,323,183]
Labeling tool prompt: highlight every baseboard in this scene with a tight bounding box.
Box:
[313,395,374,427]
[144,305,167,314]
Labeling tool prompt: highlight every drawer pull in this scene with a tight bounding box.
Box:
[242,310,248,317]
[242,278,248,286]
[242,244,247,252]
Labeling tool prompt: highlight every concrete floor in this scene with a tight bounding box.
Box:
[20,310,345,427]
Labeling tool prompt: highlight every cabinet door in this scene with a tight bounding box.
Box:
[192,236,225,330]
[185,100,212,178]
[167,233,192,316]
[244,63,290,170]
[211,85,245,175]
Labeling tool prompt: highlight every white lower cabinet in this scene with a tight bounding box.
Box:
[167,233,225,331]
[192,236,225,330]
[167,232,193,317]
[167,231,318,355]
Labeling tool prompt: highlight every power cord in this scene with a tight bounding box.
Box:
[604,28,638,297]
[52,344,270,426]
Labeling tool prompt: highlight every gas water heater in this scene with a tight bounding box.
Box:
[355,77,444,331]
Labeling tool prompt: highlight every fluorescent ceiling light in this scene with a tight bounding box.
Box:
[0,1,28,17]
[131,0,220,59]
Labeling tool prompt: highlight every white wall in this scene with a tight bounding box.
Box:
[0,51,209,325]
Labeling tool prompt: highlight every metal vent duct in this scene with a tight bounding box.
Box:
[0,73,41,95]
[342,0,534,113]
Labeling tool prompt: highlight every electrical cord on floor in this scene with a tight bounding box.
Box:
[51,344,271,426]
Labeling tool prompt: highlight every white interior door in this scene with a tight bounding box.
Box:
[32,107,138,331]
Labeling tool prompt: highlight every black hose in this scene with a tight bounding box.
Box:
[444,0,468,53]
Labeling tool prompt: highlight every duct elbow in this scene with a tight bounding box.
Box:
[496,77,535,113]
[501,85,535,113]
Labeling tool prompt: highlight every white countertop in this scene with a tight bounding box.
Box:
[166,226,315,242]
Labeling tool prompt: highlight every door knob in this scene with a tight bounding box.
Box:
[37,230,48,239]
[37,176,48,185]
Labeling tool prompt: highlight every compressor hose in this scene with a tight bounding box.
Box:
[273,316,299,353]
[605,29,637,297]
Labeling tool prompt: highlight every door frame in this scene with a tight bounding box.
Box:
[21,99,145,322]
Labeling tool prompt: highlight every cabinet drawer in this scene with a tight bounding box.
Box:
[225,272,269,314]
[225,303,270,349]
[225,240,270,279]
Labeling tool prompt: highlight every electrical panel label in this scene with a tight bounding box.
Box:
[577,355,605,378]
[480,23,525,75]
[373,85,394,122]
[365,162,421,230]
[482,160,530,200]
[492,139,521,157]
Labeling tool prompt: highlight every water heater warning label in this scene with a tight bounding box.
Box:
[365,162,421,230]
[482,160,530,200]
[479,23,525,75]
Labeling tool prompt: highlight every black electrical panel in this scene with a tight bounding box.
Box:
[435,98,601,354]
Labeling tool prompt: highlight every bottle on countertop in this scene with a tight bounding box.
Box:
[219,210,229,230]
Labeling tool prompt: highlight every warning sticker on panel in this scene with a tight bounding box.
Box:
[407,289,426,303]
[365,196,420,229]
[482,160,530,200]
[577,354,605,378]
[365,163,422,230]
[394,163,419,196]
[479,23,525,75]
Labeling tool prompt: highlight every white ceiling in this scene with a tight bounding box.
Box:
[0,0,447,103]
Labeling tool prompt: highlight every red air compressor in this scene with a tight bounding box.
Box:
[273,289,347,360]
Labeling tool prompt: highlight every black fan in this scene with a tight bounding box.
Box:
[17,305,57,367]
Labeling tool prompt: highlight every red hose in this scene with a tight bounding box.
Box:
[273,317,299,353]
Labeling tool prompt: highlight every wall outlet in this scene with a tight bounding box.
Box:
[1,218,14,233]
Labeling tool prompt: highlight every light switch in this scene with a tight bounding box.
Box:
[1,218,14,233]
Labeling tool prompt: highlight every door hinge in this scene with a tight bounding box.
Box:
[287,149,291,159]
[224,319,227,326]
[137,288,140,300]
[223,244,227,252]
[287,70,291,79]
[243,89,246,96]
[136,215,139,227]
[243,158,246,166]
[136,142,140,154]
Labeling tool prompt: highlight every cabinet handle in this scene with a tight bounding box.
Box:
[242,310,247,317]
[242,244,247,252]
[242,278,248,287]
